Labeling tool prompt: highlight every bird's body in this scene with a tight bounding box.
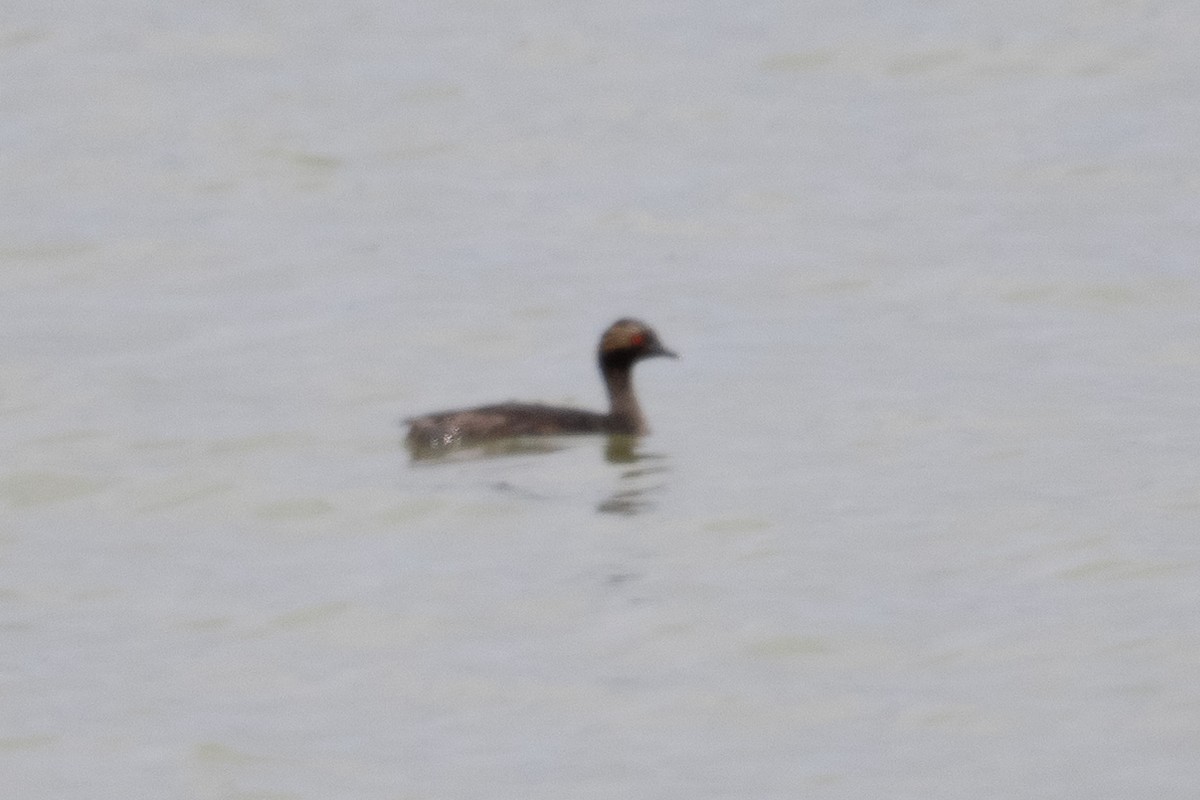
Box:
[405,318,676,453]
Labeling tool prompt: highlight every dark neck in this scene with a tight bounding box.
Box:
[600,355,645,434]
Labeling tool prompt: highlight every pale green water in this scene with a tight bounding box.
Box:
[3,1,1200,798]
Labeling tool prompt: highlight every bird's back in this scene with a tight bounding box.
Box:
[406,403,613,450]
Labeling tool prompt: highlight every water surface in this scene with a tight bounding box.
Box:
[3,1,1200,798]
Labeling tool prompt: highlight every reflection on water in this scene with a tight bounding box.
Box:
[602,435,640,463]
[404,432,672,516]
[405,432,655,466]
[598,435,670,516]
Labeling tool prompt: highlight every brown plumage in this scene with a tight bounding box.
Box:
[406,318,677,452]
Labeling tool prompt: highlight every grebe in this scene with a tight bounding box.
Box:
[406,318,676,451]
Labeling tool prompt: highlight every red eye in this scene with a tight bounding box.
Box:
[630,332,645,347]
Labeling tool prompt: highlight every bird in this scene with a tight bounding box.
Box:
[405,318,677,453]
